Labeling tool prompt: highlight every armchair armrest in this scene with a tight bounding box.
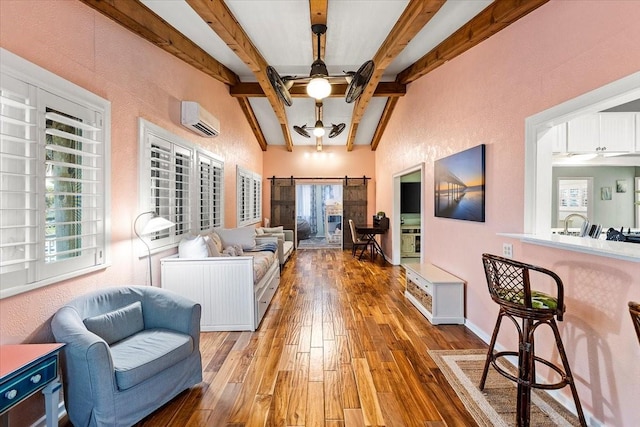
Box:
[283,230,294,242]
[52,306,119,420]
[141,287,201,348]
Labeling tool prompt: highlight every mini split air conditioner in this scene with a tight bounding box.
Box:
[181,101,220,137]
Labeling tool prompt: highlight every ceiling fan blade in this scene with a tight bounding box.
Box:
[328,123,346,138]
[345,60,375,103]
[293,125,311,138]
[267,66,293,106]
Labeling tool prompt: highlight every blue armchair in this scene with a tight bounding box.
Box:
[51,286,202,427]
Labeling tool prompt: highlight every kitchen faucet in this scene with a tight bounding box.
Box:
[563,213,589,235]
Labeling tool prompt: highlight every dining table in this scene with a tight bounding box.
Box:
[355,223,388,260]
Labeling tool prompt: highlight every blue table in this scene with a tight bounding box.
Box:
[1,343,64,427]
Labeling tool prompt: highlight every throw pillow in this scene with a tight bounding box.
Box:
[214,227,256,250]
[178,235,209,258]
[209,232,223,253]
[203,235,220,257]
[83,301,144,345]
[255,227,265,235]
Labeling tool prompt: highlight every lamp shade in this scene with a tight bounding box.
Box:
[141,215,175,235]
[313,120,325,137]
[307,77,331,100]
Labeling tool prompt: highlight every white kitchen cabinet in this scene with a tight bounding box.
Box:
[636,114,640,152]
[548,123,567,153]
[567,114,600,152]
[599,113,635,152]
[567,113,635,153]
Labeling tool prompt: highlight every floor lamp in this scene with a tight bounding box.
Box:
[134,211,175,286]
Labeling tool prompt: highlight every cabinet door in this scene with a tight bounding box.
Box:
[550,123,567,153]
[401,235,414,253]
[600,113,634,152]
[635,113,640,153]
[567,114,599,152]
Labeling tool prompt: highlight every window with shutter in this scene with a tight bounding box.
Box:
[198,152,224,231]
[139,118,224,251]
[236,166,262,227]
[1,49,110,298]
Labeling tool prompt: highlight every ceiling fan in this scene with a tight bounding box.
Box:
[267,24,375,106]
[293,101,346,140]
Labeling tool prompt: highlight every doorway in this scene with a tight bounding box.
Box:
[392,163,425,265]
[295,182,343,249]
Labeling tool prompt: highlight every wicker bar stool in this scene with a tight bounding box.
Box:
[630,301,640,345]
[480,254,586,427]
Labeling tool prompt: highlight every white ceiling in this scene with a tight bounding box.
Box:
[141,0,492,147]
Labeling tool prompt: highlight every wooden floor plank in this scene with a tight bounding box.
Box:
[134,249,485,427]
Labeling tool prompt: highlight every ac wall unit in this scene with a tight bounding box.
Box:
[181,101,220,137]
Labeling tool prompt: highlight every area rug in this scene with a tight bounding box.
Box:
[428,349,581,427]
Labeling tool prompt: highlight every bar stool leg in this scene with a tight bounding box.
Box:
[516,318,534,427]
[480,310,504,390]
[549,319,587,427]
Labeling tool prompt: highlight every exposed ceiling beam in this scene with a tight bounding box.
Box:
[229,82,406,98]
[78,0,239,86]
[397,0,550,84]
[79,0,272,151]
[346,0,446,151]
[186,0,294,151]
[370,97,400,151]
[236,98,268,151]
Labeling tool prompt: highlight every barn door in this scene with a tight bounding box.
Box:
[270,178,296,231]
[343,178,368,250]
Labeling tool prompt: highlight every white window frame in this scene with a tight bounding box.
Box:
[236,166,262,227]
[0,48,111,299]
[138,119,224,253]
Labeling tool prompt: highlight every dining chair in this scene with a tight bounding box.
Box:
[348,219,373,260]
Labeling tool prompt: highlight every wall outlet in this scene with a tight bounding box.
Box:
[502,243,513,258]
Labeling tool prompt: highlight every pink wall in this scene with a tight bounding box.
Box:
[376,1,640,425]
[262,145,376,220]
[0,0,262,343]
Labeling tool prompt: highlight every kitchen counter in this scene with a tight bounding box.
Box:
[499,232,640,262]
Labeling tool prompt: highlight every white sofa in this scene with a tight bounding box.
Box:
[255,226,294,266]
[160,228,280,331]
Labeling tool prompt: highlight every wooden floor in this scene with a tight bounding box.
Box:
[138,249,487,427]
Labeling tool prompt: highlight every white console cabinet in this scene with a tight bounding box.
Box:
[403,262,465,325]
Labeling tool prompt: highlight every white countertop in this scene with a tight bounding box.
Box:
[499,232,640,262]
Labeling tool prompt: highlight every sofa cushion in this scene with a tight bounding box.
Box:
[110,328,194,390]
[179,235,209,258]
[83,302,144,345]
[214,227,256,250]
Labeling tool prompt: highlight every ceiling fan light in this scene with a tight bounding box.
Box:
[307,77,331,100]
[313,120,325,137]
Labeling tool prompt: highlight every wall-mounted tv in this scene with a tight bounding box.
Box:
[401,182,421,213]
[434,144,485,222]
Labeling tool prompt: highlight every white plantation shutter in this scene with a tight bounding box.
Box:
[0,75,38,289]
[197,152,223,231]
[145,133,192,247]
[140,119,222,251]
[1,50,110,298]
[236,166,262,226]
